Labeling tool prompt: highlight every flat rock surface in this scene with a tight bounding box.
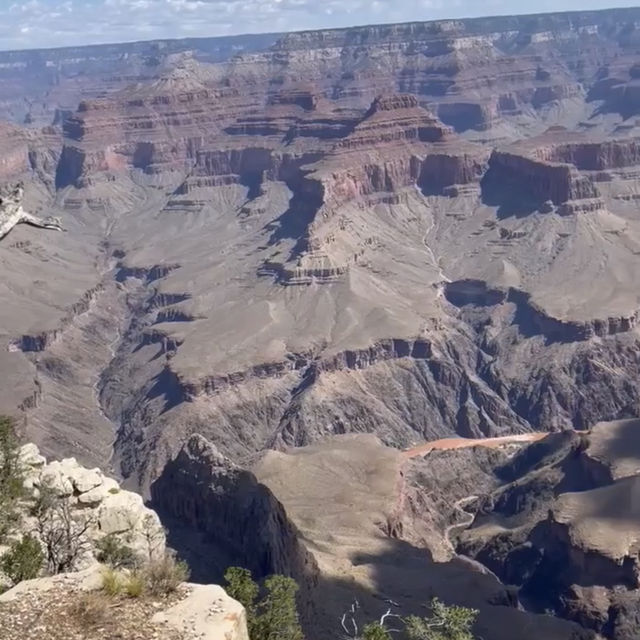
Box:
[0,576,186,640]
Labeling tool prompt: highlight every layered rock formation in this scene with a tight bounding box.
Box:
[0,34,280,126]
[224,8,640,128]
[1,9,640,639]
[453,420,640,639]
[0,442,166,584]
[150,434,316,585]
[2,9,639,470]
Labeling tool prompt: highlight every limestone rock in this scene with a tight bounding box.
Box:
[39,461,74,497]
[66,464,104,493]
[76,476,120,505]
[11,443,166,568]
[0,565,250,640]
[0,565,103,603]
[152,583,250,640]
[18,443,46,468]
[98,490,147,533]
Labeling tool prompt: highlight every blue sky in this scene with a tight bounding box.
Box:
[0,0,638,51]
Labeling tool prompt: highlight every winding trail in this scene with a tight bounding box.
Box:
[444,495,479,550]
[400,432,549,551]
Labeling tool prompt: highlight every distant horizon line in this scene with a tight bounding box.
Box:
[0,4,638,56]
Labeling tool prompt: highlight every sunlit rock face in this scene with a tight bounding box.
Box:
[1,10,640,639]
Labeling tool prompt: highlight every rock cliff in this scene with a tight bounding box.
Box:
[0,442,166,585]
[456,420,640,639]
[0,444,250,640]
[150,434,317,586]
[2,9,640,638]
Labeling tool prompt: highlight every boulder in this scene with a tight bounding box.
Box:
[77,476,120,505]
[152,583,250,640]
[98,490,147,534]
[66,464,104,493]
[39,461,74,497]
[18,443,46,468]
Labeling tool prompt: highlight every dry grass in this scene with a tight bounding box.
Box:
[70,592,110,630]
[101,566,124,597]
[143,552,190,596]
[101,556,188,599]
[125,571,145,598]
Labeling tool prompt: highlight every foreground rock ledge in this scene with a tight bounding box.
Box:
[0,565,250,640]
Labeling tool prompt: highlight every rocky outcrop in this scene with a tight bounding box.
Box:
[0,443,166,584]
[444,281,640,343]
[8,283,104,352]
[337,94,450,149]
[486,150,601,209]
[152,583,250,640]
[534,138,640,171]
[0,565,250,640]
[150,434,318,587]
[174,337,434,399]
[418,148,488,195]
[456,421,640,640]
[0,443,250,640]
[0,123,29,179]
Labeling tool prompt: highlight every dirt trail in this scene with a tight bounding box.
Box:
[402,432,548,459]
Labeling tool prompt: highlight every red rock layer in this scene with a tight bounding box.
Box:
[488,150,600,207]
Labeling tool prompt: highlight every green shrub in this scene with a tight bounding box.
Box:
[225,567,303,640]
[0,534,43,584]
[96,534,137,569]
[101,566,125,597]
[404,598,478,640]
[253,574,303,640]
[225,566,259,619]
[362,622,392,640]
[125,571,145,598]
[0,416,24,542]
[143,551,189,596]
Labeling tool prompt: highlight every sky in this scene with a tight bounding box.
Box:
[0,0,638,51]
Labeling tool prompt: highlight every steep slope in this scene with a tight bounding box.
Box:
[454,420,640,639]
[1,10,640,484]
[1,9,640,639]
[151,432,594,640]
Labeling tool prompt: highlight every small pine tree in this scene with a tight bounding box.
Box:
[1,534,43,584]
[225,567,303,640]
[253,574,303,640]
[404,598,478,640]
[225,566,259,622]
[95,534,137,569]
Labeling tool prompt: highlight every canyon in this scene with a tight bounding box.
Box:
[1,6,640,639]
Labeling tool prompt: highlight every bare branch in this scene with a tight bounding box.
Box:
[340,613,350,636]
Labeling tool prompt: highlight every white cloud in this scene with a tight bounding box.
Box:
[0,0,637,50]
